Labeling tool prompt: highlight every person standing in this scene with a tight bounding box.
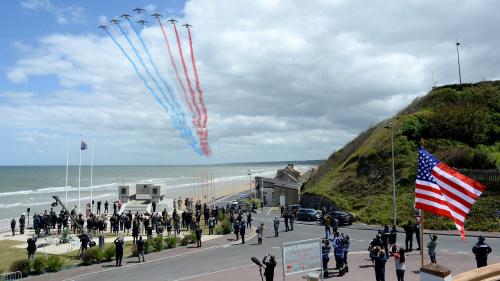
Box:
[284,211,289,232]
[195,224,203,247]
[273,216,280,237]
[332,217,339,234]
[394,248,406,281]
[152,201,156,213]
[208,216,215,235]
[114,236,124,267]
[381,225,390,257]
[27,236,37,261]
[257,223,264,245]
[324,215,331,239]
[247,212,252,228]
[333,234,345,276]
[371,249,388,281]
[427,234,438,264]
[233,219,240,241]
[414,222,421,251]
[403,221,414,252]
[104,201,109,214]
[19,213,26,235]
[289,213,294,231]
[389,225,398,255]
[240,220,246,244]
[136,236,145,262]
[97,200,101,215]
[322,239,331,277]
[10,218,16,236]
[262,255,277,281]
[472,236,492,268]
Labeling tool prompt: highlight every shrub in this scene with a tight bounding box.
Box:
[10,259,31,277]
[32,256,46,274]
[81,248,103,265]
[102,245,115,262]
[46,255,64,272]
[165,236,177,248]
[215,217,231,235]
[144,239,152,254]
[180,231,195,246]
[152,236,164,252]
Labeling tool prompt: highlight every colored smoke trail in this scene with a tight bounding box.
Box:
[172,23,202,136]
[186,27,210,155]
[157,18,195,121]
[126,18,184,120]
[108,27,201,155]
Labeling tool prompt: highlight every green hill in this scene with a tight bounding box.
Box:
[303,81,500,231]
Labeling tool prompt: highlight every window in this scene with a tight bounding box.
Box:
[152,188,158,195]
[121,188,126,195]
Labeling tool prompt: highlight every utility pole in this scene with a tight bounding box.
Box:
[456,41,462,85]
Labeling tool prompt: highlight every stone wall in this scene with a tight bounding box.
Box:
[300,193,337,211]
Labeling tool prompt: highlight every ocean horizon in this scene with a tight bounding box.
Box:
[0,161,320,220]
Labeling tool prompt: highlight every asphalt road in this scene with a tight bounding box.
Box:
[70,207,499,281]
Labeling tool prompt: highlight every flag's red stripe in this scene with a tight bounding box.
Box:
[432,169,478,200]
[436,163,485,193]
[416,189,468,221]
[415,202,452,219]
[439,187,472,210]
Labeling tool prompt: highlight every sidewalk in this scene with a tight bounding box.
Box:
[27,228,255,281]
[177,251,500,281]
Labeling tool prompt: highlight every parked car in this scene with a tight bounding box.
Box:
[320,210,355,225]
[296,208,320,221]
[289,204,301,216]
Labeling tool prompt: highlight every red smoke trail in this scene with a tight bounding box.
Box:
[172,23,210,155]
[157,18,200,137]
[186,27,208,136]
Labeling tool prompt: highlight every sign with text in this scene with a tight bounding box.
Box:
[282,239,322,277]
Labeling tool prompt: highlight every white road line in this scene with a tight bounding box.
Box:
[266,207,273,216]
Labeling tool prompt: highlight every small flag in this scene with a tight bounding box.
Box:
[81,141,88,151]
[415,147,485,239]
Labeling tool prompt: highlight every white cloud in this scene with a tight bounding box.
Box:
[20,0,86,24]
[3,0,500,164]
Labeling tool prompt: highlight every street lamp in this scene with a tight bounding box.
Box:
[385,122,397,225]
[456,41,462,85]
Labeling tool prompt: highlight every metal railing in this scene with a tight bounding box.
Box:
[1,271,22,280]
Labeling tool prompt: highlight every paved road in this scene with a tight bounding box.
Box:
[55,207,499,281]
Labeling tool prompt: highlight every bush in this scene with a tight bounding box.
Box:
[10,259,31,277]
[46,255,64,272]
[32,256,46,274]
[144,239,152,254]
[180,231,195,246]
[102,245,115,262]
[215,217,231,235]
[81,248,103,265]
[152,236,164,252]
[165,236,177,248]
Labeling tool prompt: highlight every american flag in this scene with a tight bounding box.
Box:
[415,147,485,239]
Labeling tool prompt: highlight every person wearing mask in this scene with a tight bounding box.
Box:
[273,216,280,237]
[114,236,124,267]
[136,236,145,262]
[370,248,388,281]
[403,220,414,252]
[262,254,277,281]
[394,248,406,281]
[472,236,492,268]
[427,234,438,264]
[322,239,331,277]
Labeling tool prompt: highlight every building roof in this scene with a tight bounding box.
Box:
[255,176,300,190]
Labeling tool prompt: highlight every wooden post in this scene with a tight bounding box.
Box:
[420,210,424,267]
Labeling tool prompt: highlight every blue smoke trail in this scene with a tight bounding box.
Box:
[126,18,184,122]
[114,23,201,154]
[105,29,202,155]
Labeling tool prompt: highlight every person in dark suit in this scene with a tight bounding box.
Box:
[262,255,277,281]
[114,237,124,266]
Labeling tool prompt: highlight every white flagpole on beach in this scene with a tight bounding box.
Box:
[90,137,94,213]
[65,138,69,205]
[78,135,82,214]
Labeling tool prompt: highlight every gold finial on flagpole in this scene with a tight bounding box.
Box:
[419,138,425,148]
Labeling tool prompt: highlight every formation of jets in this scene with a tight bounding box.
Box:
[99,8,192,30]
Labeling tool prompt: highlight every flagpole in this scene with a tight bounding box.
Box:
[420,210,424,267]
[65,138,69,205]
[78,135,82,214]
[90,137,94,214]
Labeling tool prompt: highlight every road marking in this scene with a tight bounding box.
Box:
[266,207,274,216]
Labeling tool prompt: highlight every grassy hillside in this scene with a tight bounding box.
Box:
[304,81,500,231]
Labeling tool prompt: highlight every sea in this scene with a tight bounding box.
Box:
[0,161,320,220]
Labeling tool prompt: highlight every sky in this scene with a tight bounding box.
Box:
[0,0,499,165]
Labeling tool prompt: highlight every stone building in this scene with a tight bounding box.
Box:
[255,164,303,207]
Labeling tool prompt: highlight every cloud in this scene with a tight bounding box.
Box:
[1,91,36,100]
[20,0,86,24]
[3,0,500,164]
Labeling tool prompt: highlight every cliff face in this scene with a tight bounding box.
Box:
[303,81,500,231]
